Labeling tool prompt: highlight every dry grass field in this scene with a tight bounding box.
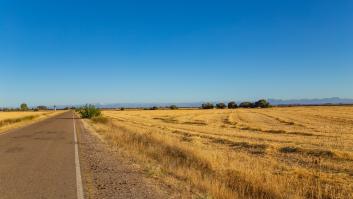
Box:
[0,111,62,133]
[88,106,353,199]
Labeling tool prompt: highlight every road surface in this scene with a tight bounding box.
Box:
[0,111,177,199]
[0,111,82,199]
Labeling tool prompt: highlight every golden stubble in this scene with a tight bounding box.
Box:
[0,111,64,133]
[89,106,353,199]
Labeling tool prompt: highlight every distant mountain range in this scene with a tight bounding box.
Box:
[67,97,353,108]
[268,97,353,105]
[50,102,201,109]
[6,97,351,109]
[92,102,202,109]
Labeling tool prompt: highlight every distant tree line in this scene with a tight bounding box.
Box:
[137,100,270,110]
[0,108,21,112]
[141,105,179,110]
[201,99,270,109]
[0,103,31,111]
[0,103,53,112]
[117,100,270,111]
[143,106,159,110]
[0,100,271,112]
[63,106,76,110]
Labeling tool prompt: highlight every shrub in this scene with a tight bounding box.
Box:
[216,103,226,109]
[228,101,238,109]
[77,104,101,119]
[120,107,125,111]
[201,103,214,109]
[150,106,158,110]
[254,99,270,108]
[239,102,254,108]
[170,105,178,110]
[20,103,29,111]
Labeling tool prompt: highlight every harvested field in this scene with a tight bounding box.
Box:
[89,106,353,199]
[0,111,62,133]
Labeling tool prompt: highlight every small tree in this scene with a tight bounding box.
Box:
[169,105,178,110]
[254,99,270,108]
[78,104,101,119]
[201,103,214,109]
[20,103,29,111]
[216,103,226,109]
[150,106,158,110]
[228,101,238,109]
[239,102,254,108]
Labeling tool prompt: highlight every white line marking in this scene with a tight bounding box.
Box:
[73,113,84,199]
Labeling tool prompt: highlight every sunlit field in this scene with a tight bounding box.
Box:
[89,106,353,199]
[0,111,61,133]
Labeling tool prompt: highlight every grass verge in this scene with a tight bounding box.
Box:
[87,120,288,198]
[0,115,39,127]
[0,111,64,134]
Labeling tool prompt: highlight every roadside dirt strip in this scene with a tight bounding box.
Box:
[76,118,173,199]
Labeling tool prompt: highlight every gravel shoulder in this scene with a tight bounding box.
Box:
[77,118,174,199]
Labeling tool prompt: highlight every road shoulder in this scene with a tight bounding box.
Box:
[77,118,174,199]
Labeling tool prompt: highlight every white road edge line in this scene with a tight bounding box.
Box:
[73,113,84,199]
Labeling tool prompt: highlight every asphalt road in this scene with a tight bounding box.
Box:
[0,111,81,199]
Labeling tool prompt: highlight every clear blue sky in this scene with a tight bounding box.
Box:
[1,0,352,107]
